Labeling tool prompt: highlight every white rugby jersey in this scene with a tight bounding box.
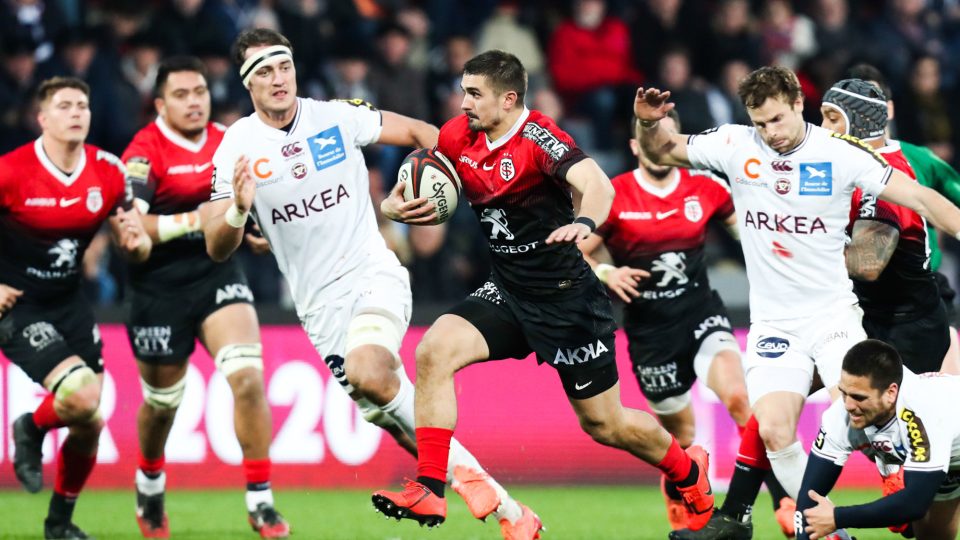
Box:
[686,123,893,321]
[812,371,960,474]
[211,97,400,316]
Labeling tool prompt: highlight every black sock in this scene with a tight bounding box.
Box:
[675,461,700,489]
[764,471,790,510]
[663,478,682,500]
[25,413,45,438]
[247,481,270,492]
[47,493,77,525]
[719,461,767,522]
[417,476,445,498]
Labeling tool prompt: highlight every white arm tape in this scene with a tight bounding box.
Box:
[594,263,615,284]
[158,211,202,243]
[224,204,249,228]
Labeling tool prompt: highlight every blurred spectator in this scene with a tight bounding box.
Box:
[630,0,702,80]
[0,92,40,153]
[325,47,375,104]
[758,0,818,70]
[811,0,864,71]
[866,0,945,84]
[707,59,752,126]
[476,0,545,90]
[0,0,68,63]
[657,46,716,135]
[119,33,161,103]
[548,0,640,150]
[428,34,472,124]
[699,0,760,79]
[896,54,960,164]
[0,37,39,149]
[195,40,249,118]
[150,0,237,58]
[368,22,429,120]
[396,6,431,70]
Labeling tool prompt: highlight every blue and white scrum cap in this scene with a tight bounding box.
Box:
[240,45,293,87]
[822,78,888,141]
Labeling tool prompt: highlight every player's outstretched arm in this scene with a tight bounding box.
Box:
[795,453,844,540]
[547,158,613,244]
[377,111,439,149]
[577,234,648,303]
[845,220,899,281]
[205,156,254,262]
[634,87,693,168]
[880,170,960,240]
[109,207,152,263]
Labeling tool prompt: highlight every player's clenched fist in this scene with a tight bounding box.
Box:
[115,207,152,261]
[233,155,256,213]
[380,180,437,224]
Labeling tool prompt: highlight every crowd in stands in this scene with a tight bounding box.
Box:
[3,0,960,307]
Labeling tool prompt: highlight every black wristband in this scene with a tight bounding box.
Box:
[573,216,596,232]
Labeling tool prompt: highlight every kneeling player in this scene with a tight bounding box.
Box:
[579,111,793,532]
[3,77,151,540]
[121,56,287,538]
[797,339,960,540]
[373,50,715,532]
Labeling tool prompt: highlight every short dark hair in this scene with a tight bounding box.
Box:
[737,66,803,109]
[155,55,208,98]
[37,76,90,104]
[842,339,904,391]
[847,63,892,101]
[634,109,681,139]
[463,49,527,104]
[231,28,293,67]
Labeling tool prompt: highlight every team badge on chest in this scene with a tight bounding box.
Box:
[86,187,103,213]
[684,199,703,222]
[499,156,515,181]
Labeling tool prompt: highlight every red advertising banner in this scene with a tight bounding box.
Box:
[0,325,876,489]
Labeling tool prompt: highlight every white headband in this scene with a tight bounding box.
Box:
[240,45,293,87]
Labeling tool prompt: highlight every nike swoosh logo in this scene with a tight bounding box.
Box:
[574,380,593,391]
[482,163,495,171]
[656,209,678,220]
[60,197,81,207]
[195,162,212,173]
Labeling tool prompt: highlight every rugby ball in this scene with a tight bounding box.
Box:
[399,148,461,225]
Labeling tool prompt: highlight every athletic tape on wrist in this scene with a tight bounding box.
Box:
[225,204,248,228]
[240,45,293,87]
[594,263,615,284]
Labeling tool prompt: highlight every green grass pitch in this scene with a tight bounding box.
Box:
[0,486,894,539]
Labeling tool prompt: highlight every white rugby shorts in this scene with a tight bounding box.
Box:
[300,262,412,361]
[744,303,866,405]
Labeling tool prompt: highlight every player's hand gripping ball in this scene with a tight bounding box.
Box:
[398,148,461,225]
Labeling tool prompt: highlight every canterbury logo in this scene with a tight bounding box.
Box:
[771,160,793,172]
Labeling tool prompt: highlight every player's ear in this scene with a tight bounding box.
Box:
[628,138,640,157]
[154,97,165,117]
[502,90,518,111]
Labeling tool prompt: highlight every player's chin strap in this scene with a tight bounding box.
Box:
[240,45,293,87]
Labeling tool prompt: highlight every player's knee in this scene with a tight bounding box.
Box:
[344,347,396,401]
[141,375,187,411]
[757,416,795,450]
[228,368,266,407]
[720,389,751,423]
[50,365,100,422]
[577,412,623,447]
[415,334,455,378]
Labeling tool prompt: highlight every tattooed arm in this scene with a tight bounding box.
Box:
[845,220,899,281]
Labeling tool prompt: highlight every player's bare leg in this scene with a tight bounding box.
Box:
[200,303,287,539]
[11,358,104,538]
[351,318,530,534]
[912,498,960,539]
[134,361,186,538]
[752,391,806,499]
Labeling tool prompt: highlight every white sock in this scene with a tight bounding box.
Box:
[380,368,523,523]
[768,441,807,500]
[135,469,166,496]
[379,366,416,436]
[245,488,274,512]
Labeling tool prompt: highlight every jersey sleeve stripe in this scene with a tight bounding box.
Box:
[210,192,232,202]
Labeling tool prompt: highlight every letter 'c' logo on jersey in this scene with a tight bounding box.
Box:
[253,158,272,179]
[744,158,761,179]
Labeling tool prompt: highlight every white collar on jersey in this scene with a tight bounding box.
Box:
[156,117,208,153]
[776,123,813,156]
[34,137,86,187]
[877,139,900,154]
[633,168,680,199]
[485,107,530,151]
[252,98,303,140]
